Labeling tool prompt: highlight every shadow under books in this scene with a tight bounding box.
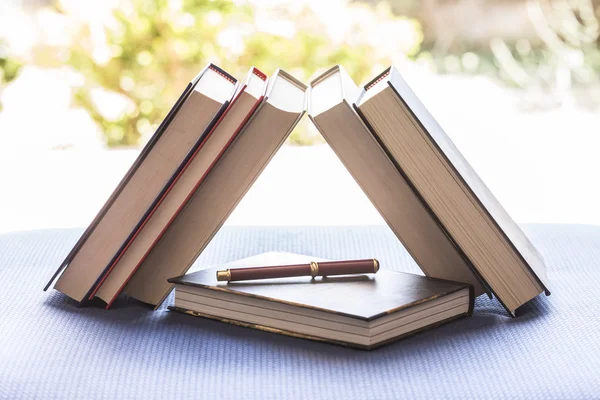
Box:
[42,280,552,363]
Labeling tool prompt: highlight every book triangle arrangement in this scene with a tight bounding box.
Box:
[44,64,550,349]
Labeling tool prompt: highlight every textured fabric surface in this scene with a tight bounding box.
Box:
[0,224,598,399]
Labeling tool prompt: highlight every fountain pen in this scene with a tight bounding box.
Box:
[216,258,379,282]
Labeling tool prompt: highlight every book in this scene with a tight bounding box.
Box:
[168,252,474,350]
[87,67,269,308]
[355,66,550,315]
[308,65,486,296]
[87,67,267,307]
[122,70,307,307]
[44,64,238,303]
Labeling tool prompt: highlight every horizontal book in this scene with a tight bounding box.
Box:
[45,64,238,303]
[168,252,474,349]
[356,66,550,315]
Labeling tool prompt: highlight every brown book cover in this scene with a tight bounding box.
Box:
[168,252,474,350]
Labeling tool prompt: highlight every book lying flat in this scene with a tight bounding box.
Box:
[45,64,237,303]
[88,67,268,308]
[356,66,550,315]
[168,252,474,350]
[309,65,486,296]
[123,70,307,307]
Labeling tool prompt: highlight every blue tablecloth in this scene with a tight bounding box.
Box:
[1,224,598,399]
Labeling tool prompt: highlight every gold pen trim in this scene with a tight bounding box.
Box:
[309,262,319,278]
[216,269,231,282]
[373,259,380,273]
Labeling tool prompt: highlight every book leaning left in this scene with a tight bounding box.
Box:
[44,65,248,305]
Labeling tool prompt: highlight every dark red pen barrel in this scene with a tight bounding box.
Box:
[318,259,376,276]
[228,264,310,281]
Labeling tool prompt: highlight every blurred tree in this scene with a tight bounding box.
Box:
[63,0,252,146]
[368,0,600,109]
[489,0,600,109]
[0,41,22,112]
[57,0,422,146]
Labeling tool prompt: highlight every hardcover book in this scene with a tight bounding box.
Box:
[169,252,474,349]
[88,67,268,308]
[355,66,550,315]
[123,70,307,307]
[309,65,486,296]
[45,64,238,303]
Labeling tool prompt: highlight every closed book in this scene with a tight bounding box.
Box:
[356,66,550,315]
[88,67,268,308]
[308,65,486,296]
[168,252,474,350]
[123,70,307,307]
[45,64,237,303]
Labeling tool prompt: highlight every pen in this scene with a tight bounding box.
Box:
[216,259,379,282]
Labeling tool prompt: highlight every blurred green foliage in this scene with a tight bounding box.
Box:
[65,0,251,146]
[0,41,21,112]
[1,0,597,147]
[62,0,422,146]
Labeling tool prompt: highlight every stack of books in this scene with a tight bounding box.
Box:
[45,64,549,349]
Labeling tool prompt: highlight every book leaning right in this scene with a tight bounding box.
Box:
[355,66,550,316]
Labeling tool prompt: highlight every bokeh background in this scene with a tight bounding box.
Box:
[1,0,599,233]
